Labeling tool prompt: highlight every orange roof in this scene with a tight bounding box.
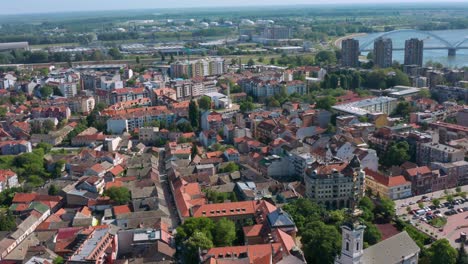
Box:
[109,165,124,176]
[12,193,37,204]
[113,205,131,215]
[206,243,282,262]
[79,206,92,217]
[105,181,123,190]
[406,166,431,177]
[206,151,223,159]
[243,224,263,237]
[365,169,410,187]
[224,148,239,155]
[0,169,16,182]
[276,229,295,252]
[192,201,257,218]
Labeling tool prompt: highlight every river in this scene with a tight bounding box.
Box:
[354,29,468,68]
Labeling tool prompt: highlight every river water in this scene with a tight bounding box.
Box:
[355,29,468,68]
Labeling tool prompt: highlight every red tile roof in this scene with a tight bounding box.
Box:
[192,201,257,218]
[206,243,282,262]
[113,205,132,215]
[12,193,37,204]
[406,166,432,177]
[365,169,410,187]
[109,165,124,176]
[243,224,263,237]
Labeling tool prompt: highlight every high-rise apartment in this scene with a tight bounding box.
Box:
[373,37,393,68]
[404,38,424,66]
[342,38,360,67]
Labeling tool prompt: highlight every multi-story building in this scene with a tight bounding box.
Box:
[432,85,468,102]
[403,166,458,195]
[31,106,71,121]
[68,96,95,114]
[373,37,393,68]
[0,169,20,193]
[305,156,365,209]
[68,226,117,264]
[332,96,398,117]
[170,58,226,79]
[404,38,424,66]
[417,142,464,166]
[109,87,149,105]
[431,121,468,144]
[364,169,412,200]
[262,26,292,39]
[456,108,468,127]
[341,38,360,67]
[59,82,78,98]
[0,140,32,155]
[106,106,176,134]
[431,160,468,186]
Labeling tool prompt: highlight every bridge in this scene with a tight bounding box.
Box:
[359,29,468,56]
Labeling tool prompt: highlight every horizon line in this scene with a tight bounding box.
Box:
[0,1,467,16]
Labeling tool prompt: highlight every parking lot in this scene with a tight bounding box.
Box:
[398,195,468,249]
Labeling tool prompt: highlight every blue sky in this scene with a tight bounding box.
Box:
[0,0,465,14]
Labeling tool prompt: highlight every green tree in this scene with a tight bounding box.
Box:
[387,69,411,87]
[301,221,341,264]
[393,101,412,118]
[419,89,431,98]
[0,213,16,231]
[424,239,457,264]
[351,72,361,89]
[48,184,60,195]
[53,256,64,264]
[104,187,131,205]
[247,58,255,67]
[382,141,410,167]
[365,70,387,89]
[456,244,468,264]
[198,96,212,110]
[432,198,440,207]
[270,58,276,65]
[374,197,395,223]
[240,101,255,112]
[330,74,339,89]
[363,221,382,246]
[188,100,199,130]
[218,162,239,173]
[108,48,123,60]
[0,107,7,117]
[185,231,214,264]
[315,96,337,111]
[90,50,105,61]
[447,195,454,203]
[39,85,53,98]
[36,142,52,154]
[136,56,141,64]
[213,218,236,246]
[315,50,337,65]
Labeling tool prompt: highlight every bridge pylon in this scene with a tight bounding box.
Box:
[448,48,456,56]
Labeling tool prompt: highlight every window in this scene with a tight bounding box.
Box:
[346,242,349,251]
[356,242,359,251]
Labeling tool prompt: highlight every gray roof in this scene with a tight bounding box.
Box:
[267,208,295,228]
[361,231,420,264]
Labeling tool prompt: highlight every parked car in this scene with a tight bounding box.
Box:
[448,205,455,209]
[457,208,464,213]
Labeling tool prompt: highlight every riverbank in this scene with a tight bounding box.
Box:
[334,33,368,49]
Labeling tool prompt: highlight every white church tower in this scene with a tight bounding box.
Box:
[336,155,366,264]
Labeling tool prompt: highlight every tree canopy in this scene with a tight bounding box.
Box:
[104,187,131,205]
